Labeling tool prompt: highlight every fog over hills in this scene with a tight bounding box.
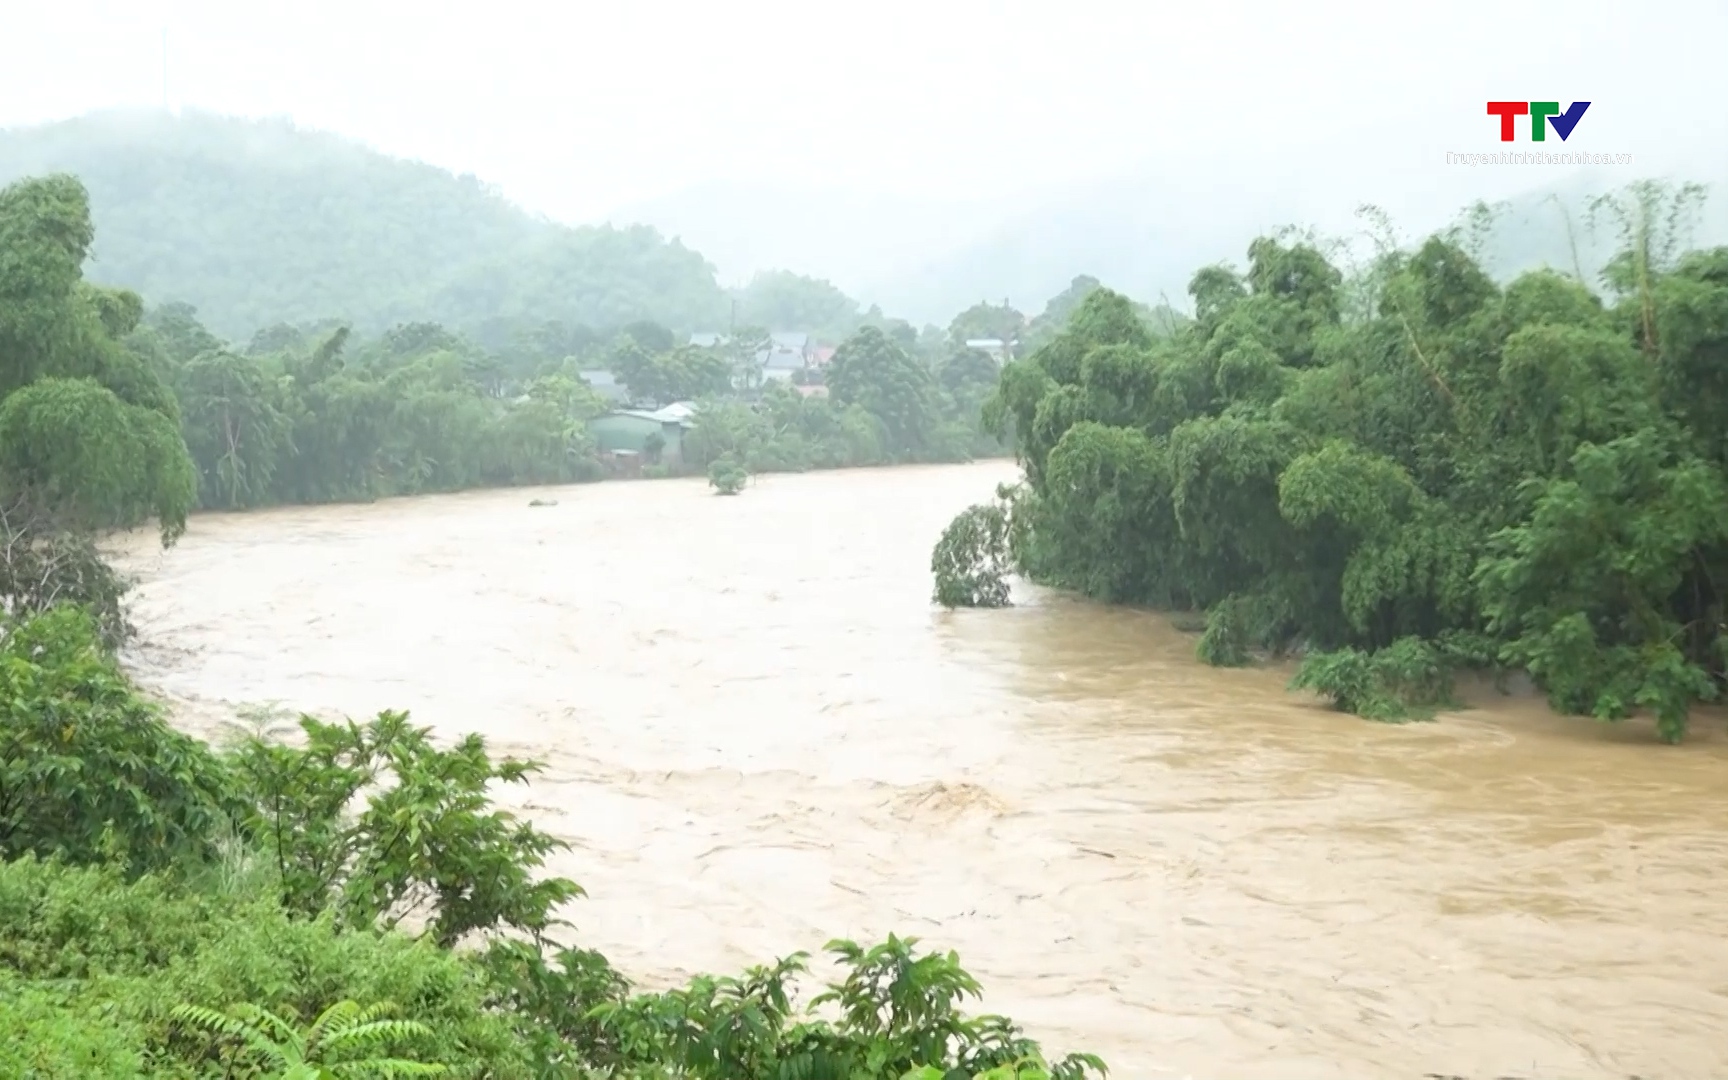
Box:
[612,143,1728,326]
[1,107,1724,340]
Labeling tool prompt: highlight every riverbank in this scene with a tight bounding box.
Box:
[113,461,1728,1080]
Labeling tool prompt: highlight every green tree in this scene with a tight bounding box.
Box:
[828,326,941,459]
[0,606,237,874]
[939,180,1728,742]
[228,710,582,947]
[0,175,196,541]
[175,349,295,509]
[947,299,1024,356]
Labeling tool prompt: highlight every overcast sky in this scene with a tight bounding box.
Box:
[3,0,1724,228]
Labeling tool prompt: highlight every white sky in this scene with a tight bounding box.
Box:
[3,0,1724,227]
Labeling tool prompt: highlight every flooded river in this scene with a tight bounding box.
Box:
[114,461,1728,1080]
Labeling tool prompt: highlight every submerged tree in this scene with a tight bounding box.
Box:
[939,180,1728,742]
[932,501,1014,609]
[707,454,748,495]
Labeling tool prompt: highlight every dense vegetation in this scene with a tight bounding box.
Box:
[0,172,1103,1076]
[0,173,1019,514]
[935,180,1728,743]
[133,302,1008,510]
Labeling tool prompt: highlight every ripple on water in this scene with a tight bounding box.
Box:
[111,462,1728,1080]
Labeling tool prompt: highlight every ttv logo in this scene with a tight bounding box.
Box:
[1485,101,1591,142]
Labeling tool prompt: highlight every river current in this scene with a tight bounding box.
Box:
[113,461,1728,1080]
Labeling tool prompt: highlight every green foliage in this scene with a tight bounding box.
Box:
[708,454,749,496]
[0,166,1007,532]
[947,301,1025,354]
[475,939,631,1074]
[175,348,295,509]
[943,181,1728,740]
[1289,637,1456,722]
[592,936,1105,1080]
[0,856,522,1078]
[828,327,943,460]
[0,375,197,536]
[932,502,1014,608]
[611,339,732,406]
[0,493,137,648]
[227,710,582,947]
[0,972,146,1077]
[0,174,198,543]
[168,999,448,1079]
[1474,431,1728,743]
[0,606,237,875]
[681,387,901,477]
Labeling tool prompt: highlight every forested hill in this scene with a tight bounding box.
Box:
[0,110,733,340]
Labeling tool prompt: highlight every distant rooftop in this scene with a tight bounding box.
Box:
[607,404,695,427]
[689,331,811,351]
[579,369,630,403]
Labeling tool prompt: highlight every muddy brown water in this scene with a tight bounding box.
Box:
[112,461,1728,1080]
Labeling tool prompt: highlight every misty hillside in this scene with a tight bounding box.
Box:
[618,153,1728,326]
[3,110,1723,343]
[0,110,733,339]
[1470,170,1728,283]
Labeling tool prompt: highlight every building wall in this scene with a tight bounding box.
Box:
[588,414,686,463]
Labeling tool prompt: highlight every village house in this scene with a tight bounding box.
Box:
[587,402,696,472]
[687,331,817,381]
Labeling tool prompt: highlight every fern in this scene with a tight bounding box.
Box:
[170,999,448,1079]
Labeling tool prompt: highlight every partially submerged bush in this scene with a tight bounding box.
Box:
[932,502,1014,608]
[708,454,748,495]
[1289,635,1457,722]
[1195,592,1296,667]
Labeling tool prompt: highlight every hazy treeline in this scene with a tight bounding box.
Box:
[133,277,1035,510]
[935,179,1728,744]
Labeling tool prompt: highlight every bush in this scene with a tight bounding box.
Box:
[0,606,239,875]
[1289,636,1457,722]
[592,935,1106,1080]
[931,503,1014,608]
[226,710,582,947]
[0,856,524,1077]
[708,455,748,495]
